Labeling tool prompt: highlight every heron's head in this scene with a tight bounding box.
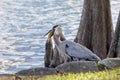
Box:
[44,25,62,39]
[53,25,62,36]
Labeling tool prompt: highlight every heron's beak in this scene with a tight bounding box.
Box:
[43,25,61,38]
[43,29,54,39]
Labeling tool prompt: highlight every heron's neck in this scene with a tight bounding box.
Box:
[53,34,61,46]
[60,33,66,41]
[53,32,66,46]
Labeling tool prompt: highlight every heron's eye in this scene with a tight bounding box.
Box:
[65,44,69,48]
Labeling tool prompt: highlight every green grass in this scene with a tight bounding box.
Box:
[25,68,120,80]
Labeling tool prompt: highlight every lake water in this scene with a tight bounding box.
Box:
[0,0,119,74]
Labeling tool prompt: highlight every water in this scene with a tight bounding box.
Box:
[0,0,119,74]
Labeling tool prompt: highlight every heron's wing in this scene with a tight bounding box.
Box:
[64,41,101,61]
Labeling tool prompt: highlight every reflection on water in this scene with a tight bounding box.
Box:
[0,0,119,74]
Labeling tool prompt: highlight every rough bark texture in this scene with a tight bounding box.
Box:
[108,12,120,58]
[74,0,113,59]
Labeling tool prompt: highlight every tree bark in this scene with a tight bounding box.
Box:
[74,0,113,59]
[108,12,120,58]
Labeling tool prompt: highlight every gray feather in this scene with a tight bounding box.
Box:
[60,40,101,61]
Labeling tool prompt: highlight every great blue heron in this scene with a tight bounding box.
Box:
[44,25,68,68]
[46,25,101,66]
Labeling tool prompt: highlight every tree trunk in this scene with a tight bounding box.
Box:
[108,12,120,58]
[74,0,113,59]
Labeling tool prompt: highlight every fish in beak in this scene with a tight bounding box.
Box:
[43,25,60,39]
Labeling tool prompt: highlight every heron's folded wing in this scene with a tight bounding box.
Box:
[65,41,101,61]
